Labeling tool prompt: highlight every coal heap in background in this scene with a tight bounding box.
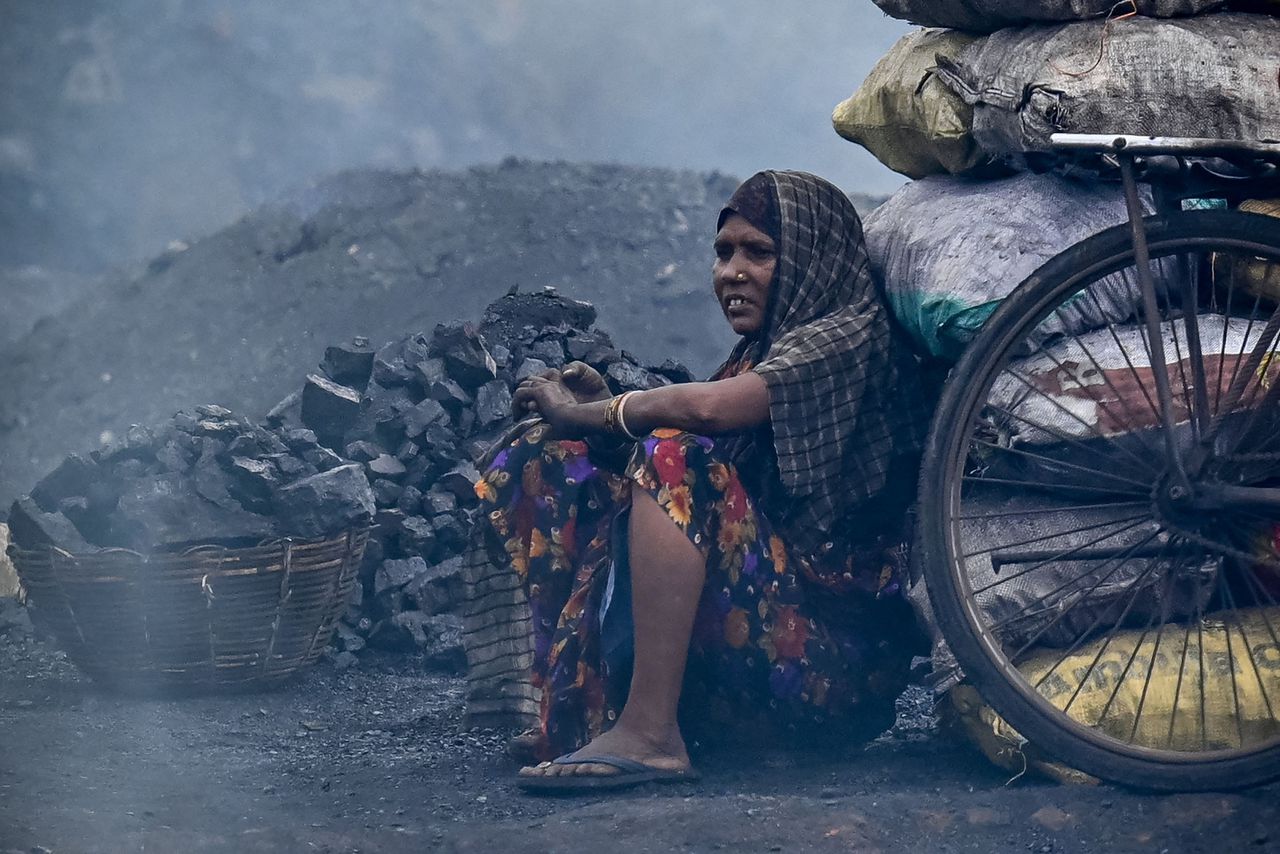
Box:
[277,288,689,670]
[9,405,374,554]
[0,162,753,508]
[0,267,98,350]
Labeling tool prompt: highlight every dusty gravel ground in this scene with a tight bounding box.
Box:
[2,617,1278,854]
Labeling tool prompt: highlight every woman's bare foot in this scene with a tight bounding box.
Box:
[517,722,692,779]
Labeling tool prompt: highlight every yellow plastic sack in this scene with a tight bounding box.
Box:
[1231,199,1280,304]
[950,607,1280,782]
[832,29,990,179]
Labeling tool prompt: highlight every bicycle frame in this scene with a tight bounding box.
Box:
[1049,133,1280,514]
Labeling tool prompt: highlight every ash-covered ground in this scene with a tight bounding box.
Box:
[2,610,1278,853]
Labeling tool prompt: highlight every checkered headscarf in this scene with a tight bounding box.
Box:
[717,170,928,549]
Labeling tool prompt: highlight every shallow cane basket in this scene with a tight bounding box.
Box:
[8,526,369,692]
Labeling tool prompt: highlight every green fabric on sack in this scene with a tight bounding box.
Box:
[832,29,992,179]
[885,291,998,362]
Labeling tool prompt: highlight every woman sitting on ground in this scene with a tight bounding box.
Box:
[475,170,929,792]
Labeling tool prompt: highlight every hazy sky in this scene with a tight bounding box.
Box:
[1,1,912,269]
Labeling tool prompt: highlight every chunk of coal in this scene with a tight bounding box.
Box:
[302,444,346,472]
[343,440,382,463]
[651,358,696,385]
[112,473,277,550]
[514,358,548,382]
[366,454,407,480]
[374,556,426,596]
[426,377,471,409]
[300,374,362,445]
[0,598,34,638]
[526,339,566,368]
[372,508,405,536]
[398,515,436,557]
[473,381,513,429]
[342,583,365,627]
[481,290,597,344]
[395,441,420,464]
[414,357,447,388]
[565,329,617,364]
[273,463,375,540]
[265,389,302,426]
[7,497,96,552]
[431,513,467,552]
[405,556,464,615]
[423,490,457,516]
[370,479,403,508]
[330,650,359,671]
[322,338,375,390]
[367,610,432,652]
[429,322,497,389]
[334,622,366,653]
[228,457,279,509]
[606,361,669,392]
[281,427,321,451]
[419,424,460,460]
[423,614,466,673]
[266,453,310,478]
[395,485,423,516]
[372,337,425,387]
[29,454,98,513]
[402,399,448,439]
[437,461,481,501]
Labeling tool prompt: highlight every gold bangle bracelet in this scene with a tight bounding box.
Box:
[615,391,642,441]
[603,394,623,435]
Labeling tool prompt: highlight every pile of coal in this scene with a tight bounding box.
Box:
[8,405,374,555]
[279,288,693,671]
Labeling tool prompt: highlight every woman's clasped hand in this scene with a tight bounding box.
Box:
[511,362,611,438]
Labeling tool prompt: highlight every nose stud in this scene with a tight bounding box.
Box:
[735,272,748,281]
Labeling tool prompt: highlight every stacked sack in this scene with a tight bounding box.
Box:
[836,2,1280,777]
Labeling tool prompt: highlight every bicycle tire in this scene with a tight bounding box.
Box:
[919,210,1280,791]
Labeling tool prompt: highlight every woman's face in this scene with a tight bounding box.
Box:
[713,214,776,337]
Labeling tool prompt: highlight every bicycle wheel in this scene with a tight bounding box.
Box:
[919,210,1280,790]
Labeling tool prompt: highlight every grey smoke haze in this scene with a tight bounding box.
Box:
[0,1,908,272]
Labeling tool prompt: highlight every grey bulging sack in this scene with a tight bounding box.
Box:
[863,172,1160,360]
[935,14,1280,162]
[868,0,1226,33]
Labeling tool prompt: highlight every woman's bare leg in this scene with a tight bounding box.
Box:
[523,483,705,778]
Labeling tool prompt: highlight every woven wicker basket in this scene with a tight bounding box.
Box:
[9,527,368,692]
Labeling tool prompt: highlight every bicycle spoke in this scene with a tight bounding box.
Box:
[1050,297,1165,438]
[1212,567,1247,747]
[981,401,1159,480]
[987,529,1160,645]
[1058,548,1175,720]
[1165,568,1205,750]
[1021,537,1167,700]
[961,510,1149,561]
[1081,287,1163,427]
[970,438,1152,490]
[971,517,1152,595]
[1025,344,1167,464]
[962,475,1147,500]
[1180,253,1212,437]
[1128,542,1183,744]
[956,499,1147,522]
[1095,538,1182,731]
[996,364,1159,469]
[1218,566,1278,734]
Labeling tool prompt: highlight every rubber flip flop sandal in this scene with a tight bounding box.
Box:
[516,753,701,794]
